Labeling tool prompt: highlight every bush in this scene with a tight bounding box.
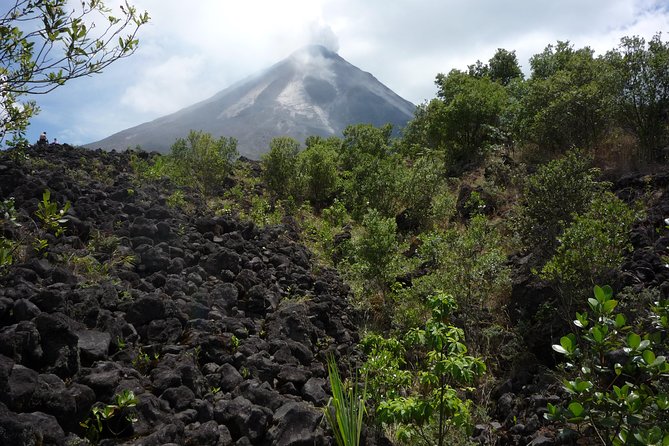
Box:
[169,130,238,197]
[541,192,637,290]
[547,285,669,445]
[515,148,604,256]
[362,293,486,446]
[262,136,300,199]
[296,138,340,208]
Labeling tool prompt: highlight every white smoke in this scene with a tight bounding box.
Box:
[308,22,340,52]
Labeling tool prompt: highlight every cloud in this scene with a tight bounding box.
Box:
[308,22,339,52]
[120,55,212,114]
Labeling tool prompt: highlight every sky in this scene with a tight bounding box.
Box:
[11,0,669,146]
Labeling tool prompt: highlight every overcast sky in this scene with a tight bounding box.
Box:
[17,0,669,146]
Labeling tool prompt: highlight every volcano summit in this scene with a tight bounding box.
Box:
[88,45,415,158]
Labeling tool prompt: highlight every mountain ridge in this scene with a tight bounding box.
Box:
[87,45,415,158]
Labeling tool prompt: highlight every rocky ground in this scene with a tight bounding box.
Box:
[0,144,365,445]
[1,144,667,446]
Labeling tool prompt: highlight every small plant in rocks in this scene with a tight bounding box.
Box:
[546,285,669,445]
[80,390,139,444]
[35,189,70,236]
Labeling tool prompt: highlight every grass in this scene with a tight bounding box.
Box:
[324,354,367,446]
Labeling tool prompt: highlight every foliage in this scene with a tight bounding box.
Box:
[547,285,669,445]
[170,130,238,197]
[296,136,340,208]
[35,189,70,236]
[262,136,300,199]
[605,33,669,162]
[0,197,20,267]
[541,192,637,290]
[362,293,486,446]
[414,215,510,313]
[405,70,508,174]
[80,389,139,444]
[0,0,149,142]
[397,153,447,231]
[339,124,402,219]
[324,355,367,446]
[515,148,603,255]
[468,48,523,86]
[349,208,402,291]
[517,42,612,154]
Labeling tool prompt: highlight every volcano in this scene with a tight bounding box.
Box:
[87,45,416,159]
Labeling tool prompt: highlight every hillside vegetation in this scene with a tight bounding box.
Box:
[1,33,669,446]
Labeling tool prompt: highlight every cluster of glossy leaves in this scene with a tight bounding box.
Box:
[547,285,669,445]
[34,189,70,237]
[80,389,139,444]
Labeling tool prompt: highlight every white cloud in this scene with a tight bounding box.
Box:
[120,55,211,114]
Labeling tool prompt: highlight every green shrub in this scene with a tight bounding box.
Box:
[35,189,70,237]
[547,285,669,445]
[80,390,139,444]
[515,148,603,255]
[541,192,637,290]
[296,138,340,208]
[362,293,486,446]
[262,136,300,199]
[352,208,401,288]
[170,130,238,197]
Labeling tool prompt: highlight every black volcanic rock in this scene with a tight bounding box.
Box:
[0,144,366,445]
[87,45,415,158]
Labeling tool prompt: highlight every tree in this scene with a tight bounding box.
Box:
[296,136,340,209]
[0,0,149,142]
[515,148,603,256]
[516,42,612,153]
[488,48,523,86]
[605,33,669,161]
[468,48,523,86]
[262,136,300,199]
[432,70,508,173]
[339,124,401,219]
[170,130,238,197]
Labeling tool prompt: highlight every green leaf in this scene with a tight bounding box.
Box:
[628,333,641,350]
[568,401,584,417]
[615,313,626,328]
[602,299,618,314]
[643,349,656,365]
[591,326,604,343]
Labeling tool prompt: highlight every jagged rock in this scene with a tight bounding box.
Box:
[76,329,111,363]
[161,385,196,411]
[34,312,80,377]
[0,146,367,446]
[302,377,328,406]
[214,396,271,442]
[267,401,325,446]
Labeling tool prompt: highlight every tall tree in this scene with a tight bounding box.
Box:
[0,0,149,142]
[605,33,669,161]
[516,42,612,153]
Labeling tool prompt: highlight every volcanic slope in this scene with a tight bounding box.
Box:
[0,144,364,445]
[88,45,416,159]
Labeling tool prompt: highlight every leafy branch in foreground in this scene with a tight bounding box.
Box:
[324,355,367,446]
[1,0,149,141]
[547,285,669,445]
